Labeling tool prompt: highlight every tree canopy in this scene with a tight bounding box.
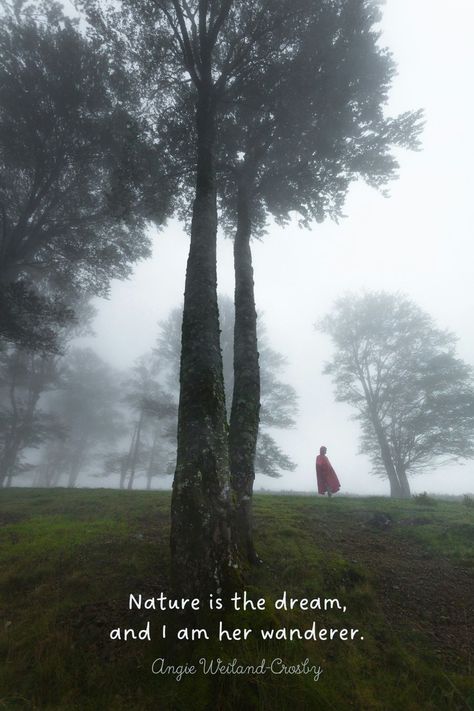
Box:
[217,0,423,234]
[319,292,474,497]
[0,2,173,349]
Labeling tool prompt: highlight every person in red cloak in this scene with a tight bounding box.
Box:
[316,446,341,496]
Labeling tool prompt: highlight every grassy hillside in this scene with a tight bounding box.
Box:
[0,489,473,710]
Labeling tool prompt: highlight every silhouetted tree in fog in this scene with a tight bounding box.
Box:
[0,345,60,487]
[120,353,177,490]
[0,298,94,487]
[0,2,173,351]
[35,348,124,488]
[319,292,474,497]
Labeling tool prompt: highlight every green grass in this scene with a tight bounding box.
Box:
[0,489,473,710]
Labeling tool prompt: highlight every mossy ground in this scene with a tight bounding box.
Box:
[0,489,473,710]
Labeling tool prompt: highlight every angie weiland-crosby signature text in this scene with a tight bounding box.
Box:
[151,657,323,682]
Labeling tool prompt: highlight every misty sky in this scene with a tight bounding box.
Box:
[79,0,474,495]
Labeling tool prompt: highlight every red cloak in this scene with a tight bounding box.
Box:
[316,454,341,495]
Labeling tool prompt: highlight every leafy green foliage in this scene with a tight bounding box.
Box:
[0,281,74,353]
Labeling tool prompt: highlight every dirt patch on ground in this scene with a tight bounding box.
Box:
[314,514,473,673]
[0,511,25,526]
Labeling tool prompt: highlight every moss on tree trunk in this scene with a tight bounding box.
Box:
[171,89,234,596]
[229,179,261,563]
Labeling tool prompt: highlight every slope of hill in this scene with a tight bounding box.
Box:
[0,489,473,710]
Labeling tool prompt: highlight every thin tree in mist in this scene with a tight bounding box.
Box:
[0,299,94,488]
[0,347,60,487]
[121,353,177,491]
[35,348,124,488]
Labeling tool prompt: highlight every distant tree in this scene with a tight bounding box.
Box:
[121,353,177,490]
[0,294,95,487]
[0,3,173,350]
[154,297,298,479]
[0,345,61,487]
[319,292,474,498]
[35,348,124,488]
[257,337,298,473]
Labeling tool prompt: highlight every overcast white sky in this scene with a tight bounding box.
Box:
[81,0,474,495]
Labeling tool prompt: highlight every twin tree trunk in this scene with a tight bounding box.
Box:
[171,89,233,596]
[229,178,260,564]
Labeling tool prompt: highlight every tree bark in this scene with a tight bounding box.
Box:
[229,178,261,564]
[370,414,402,498]
[171,87,233,596]
[396,465,411,499]
[358,372,403,498]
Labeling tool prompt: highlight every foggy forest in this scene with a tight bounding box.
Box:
[0,1,473,709]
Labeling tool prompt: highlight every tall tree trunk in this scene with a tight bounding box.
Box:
[359,377,402,498]
[171,87,233,596]
[370,415,402,498]
[229,178,260,564]
[396,465,411,499]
